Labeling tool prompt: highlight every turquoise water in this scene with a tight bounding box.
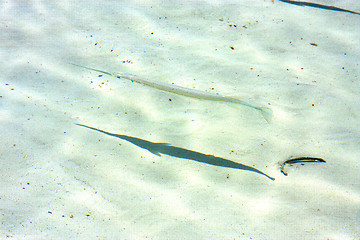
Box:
[1,1,359,239]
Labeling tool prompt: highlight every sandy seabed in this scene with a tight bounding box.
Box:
[0,0,359,239]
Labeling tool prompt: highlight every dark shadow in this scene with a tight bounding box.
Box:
[278,0,360,15]
[76,124,275,181]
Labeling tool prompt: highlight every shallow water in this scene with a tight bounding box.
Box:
[1,0,359,239]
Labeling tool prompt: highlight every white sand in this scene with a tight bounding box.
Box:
[1,0,359,239]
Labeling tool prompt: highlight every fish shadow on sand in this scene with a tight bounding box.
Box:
[76,124,275,181]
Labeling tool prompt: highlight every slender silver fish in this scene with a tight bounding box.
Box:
[71,63,273,123]
[280,157,326,176]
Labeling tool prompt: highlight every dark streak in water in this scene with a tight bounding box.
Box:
[279,0,360,15]
[76,124,275,181]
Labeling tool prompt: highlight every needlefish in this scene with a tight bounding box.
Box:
[71,63,273,123]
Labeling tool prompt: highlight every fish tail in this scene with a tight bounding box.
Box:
[259,107,273,123]
[70,63,114,77]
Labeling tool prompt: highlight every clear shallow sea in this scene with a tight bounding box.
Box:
[1,0,359,239]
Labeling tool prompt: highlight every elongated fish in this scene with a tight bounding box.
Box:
[280,157,326,176]
[71,63,273,123]
[279,0,360,15]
